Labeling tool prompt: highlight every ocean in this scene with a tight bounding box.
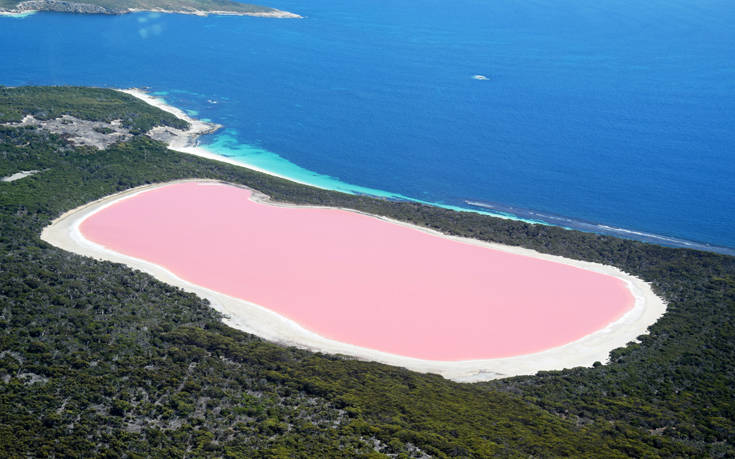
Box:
[1,0,734,253]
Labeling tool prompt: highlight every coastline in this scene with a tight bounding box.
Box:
[0,2,301,18]
[0,10,36,17]
[118,88,545,224]
[41,179,667,382]
[118,88,334,189]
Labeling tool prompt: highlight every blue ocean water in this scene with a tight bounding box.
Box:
[1,0,734,253]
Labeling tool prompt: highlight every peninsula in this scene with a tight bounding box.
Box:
[1,86,733,457]
[0,0,301,18]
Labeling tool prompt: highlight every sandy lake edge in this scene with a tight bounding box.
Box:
[41,178,667,382]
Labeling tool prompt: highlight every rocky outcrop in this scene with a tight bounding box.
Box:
[14,0,124,14]
[3,115,133,149]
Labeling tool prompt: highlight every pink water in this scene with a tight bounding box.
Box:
[81,182,634,360]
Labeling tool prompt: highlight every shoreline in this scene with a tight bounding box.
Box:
[119,88,548,226]
[118,88,318,188]
[0,10,36,17]
[41,179,667,382]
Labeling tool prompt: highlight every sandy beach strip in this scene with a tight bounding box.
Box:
[117,88,317,188]
[41,179,667,382]
[118,88,547,226]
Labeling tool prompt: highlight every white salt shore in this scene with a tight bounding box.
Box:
[39,90,669,381]
[42,177,667,382]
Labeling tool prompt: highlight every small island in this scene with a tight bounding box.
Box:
[0,0,301,18]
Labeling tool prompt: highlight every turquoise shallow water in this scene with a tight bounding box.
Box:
[1,0,734,253]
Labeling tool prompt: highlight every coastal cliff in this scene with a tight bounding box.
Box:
[0,0,301,17]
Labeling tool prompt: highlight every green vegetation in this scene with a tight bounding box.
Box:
[0,0,282,15]
[1,86,734,456]
[0,86,188,134]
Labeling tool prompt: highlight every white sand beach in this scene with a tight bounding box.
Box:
[118,88,316,188]
[0,10,36,17]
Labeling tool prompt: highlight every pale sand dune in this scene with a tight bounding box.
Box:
[42,179,667,382]
[2,170,38,182]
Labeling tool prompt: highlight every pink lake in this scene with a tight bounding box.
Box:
[80,182,634,360]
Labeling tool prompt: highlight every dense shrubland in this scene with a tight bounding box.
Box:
[0,86,188,134]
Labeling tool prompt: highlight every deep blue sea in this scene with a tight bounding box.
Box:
[2,0,734,253]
